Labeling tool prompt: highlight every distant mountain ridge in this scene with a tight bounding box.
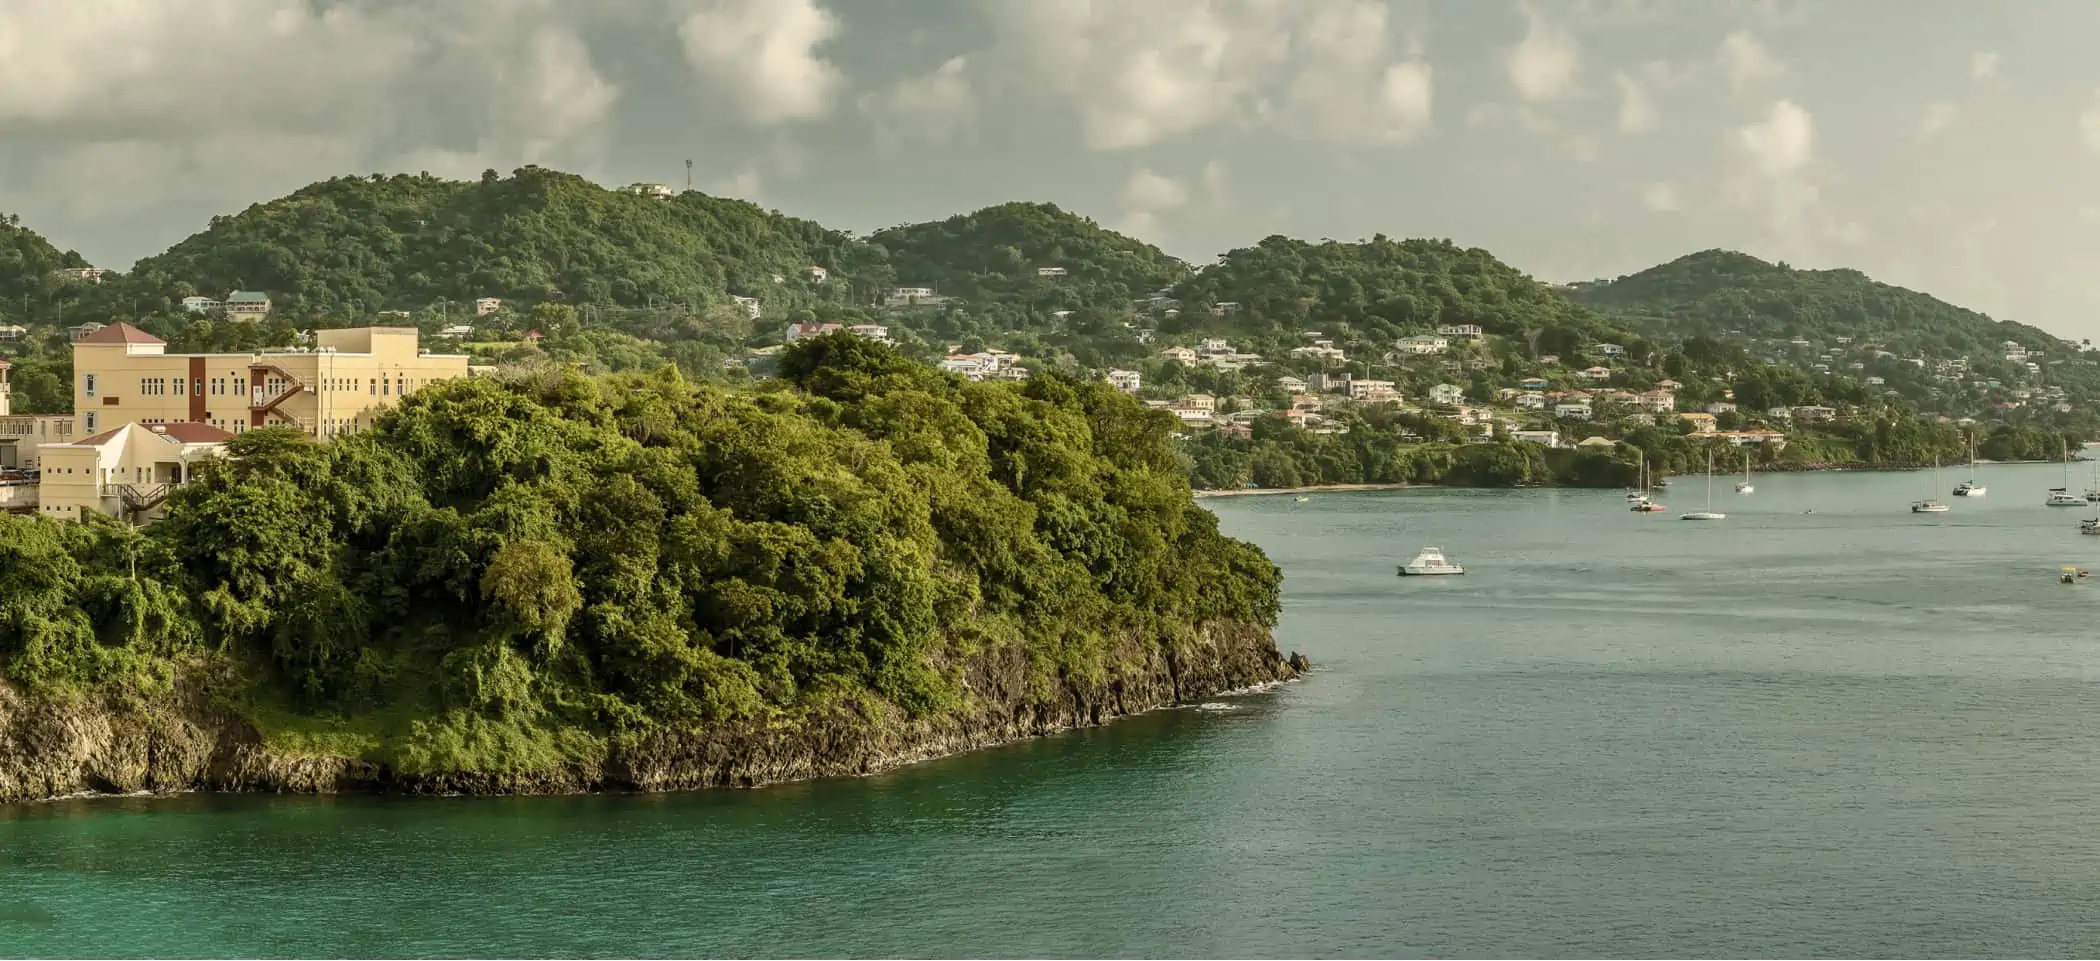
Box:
[1564,249,2076,356]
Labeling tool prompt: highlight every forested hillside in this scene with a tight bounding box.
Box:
[0,336,1283,777]
[81,167,885,323]
[1566,250,2074,357]
[0,213,93,325]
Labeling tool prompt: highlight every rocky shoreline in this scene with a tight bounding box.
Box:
[0,622,1306,804]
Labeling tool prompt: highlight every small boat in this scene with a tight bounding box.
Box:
[1631,459,1667,512]
[2081,517,2100,536]
[2050,440,2084,505]
[1734,450,1754,494]
[1293,496,1310,503]
[2063,567,2079,584]
[1954,433,1986,497]
[1681,451,1727,520]
[1397,546,1465,576]
[1913,456,1949,513]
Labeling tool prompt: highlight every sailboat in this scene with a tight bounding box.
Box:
[1631,458,1666,512]
[1734,450,1755,494]
[1953,432,1985,497]
[2047,438,2083,506]
[1680,452,1726,520]
[1913,457,1950,513]
[2084,449,2100,503]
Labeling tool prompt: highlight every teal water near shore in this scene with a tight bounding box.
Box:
[11,461,2100,957]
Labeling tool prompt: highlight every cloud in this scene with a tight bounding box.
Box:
[1971,50,2001,82]
[1640,181,1681,212]
[1917,101,1958,139]
[1505,7,1581,103]
[1613,61,1681,134]
[2080,91,2100,155]
[859,56,975,146]
[0,0,623,227]
[677,0,843,125]
[986,0,1434,150]
[1732,99,1813,177]
[1200,161,1229,204]
[1122,168,1190,212]
[1719,31,1783,93]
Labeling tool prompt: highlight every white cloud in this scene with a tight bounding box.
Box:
[2079,91,2100,155]
[1505,8,1581,103]
[987,0,1435,150]
[1719,31,1783,93]
[1640,181,1681,212]
[859,56,975,146]
[1918,101,1958,139]
[1732,99,1813,177]
[1200,161,1229,204]
[1971,50,2001,82]
[0,0,623,224]
[677,0,843,125]
[1122,168,1190,212]
[1613,62,1680,134]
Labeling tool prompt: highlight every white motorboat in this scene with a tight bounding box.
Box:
[1953,432,1985,496]
[2081,517,2100,536]
[1681,451,1726,520]
[1398,546,1464,576]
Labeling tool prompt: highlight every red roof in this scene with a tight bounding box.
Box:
[76,321,164,346]
[0,358,10,370]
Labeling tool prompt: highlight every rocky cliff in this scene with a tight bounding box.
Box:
[0,622,1306,803]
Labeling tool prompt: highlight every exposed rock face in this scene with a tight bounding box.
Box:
[0,622,1303,803]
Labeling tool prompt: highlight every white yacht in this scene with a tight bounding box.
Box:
[2080,517,2100,536]
[2049,439,2084,506]
[1398,546,1465,576]
[1734,450,1754,495]
[1953,433,1985,497]
[1681,452,1727,521]
[1914,456,1950,513]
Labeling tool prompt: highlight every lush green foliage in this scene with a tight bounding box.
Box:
[77,167,884,324]
[0,336,1280,773]
[868,202,1188,313]
[0,213,92,327]
[1567,250,2072,358]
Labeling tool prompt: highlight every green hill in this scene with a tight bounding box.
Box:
[1166,234,1642,359]
[867,202,1189,316]
[1565,249,2076,357]
[0,213,93,325]
[93,167,883,322]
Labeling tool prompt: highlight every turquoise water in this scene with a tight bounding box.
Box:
[10,462,2100,957]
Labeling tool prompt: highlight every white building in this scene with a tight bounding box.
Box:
[1554,401,1594,419]
[625,183,675,199]
[847,324,890,343]
[731,295,762,319]
[1595,343,1626,357]
[181,296,223,314]
[1107,369,1142,393]
[1036,267,1067,278]
[1509,429,1562,447]
[1428,383,1465,406]
[1348,380,1400,403]
[888,286,941,306]
[224,290,271,322]
[474,297,503,316]
[1436,324,1484,341]
[1394,335,1449,355]
[1158,347,1198,364]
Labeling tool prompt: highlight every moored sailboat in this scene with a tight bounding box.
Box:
[1953,432,1985,497]
[1681,452,1726,520]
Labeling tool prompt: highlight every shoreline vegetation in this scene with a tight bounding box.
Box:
[0,336,1305,804]
[1193,456,2094,498]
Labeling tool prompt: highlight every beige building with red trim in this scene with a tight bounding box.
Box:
[36,422,236,522]
[69,322,469,439]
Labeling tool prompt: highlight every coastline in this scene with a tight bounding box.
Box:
[1194,457,2090,497]
[1194,483,1420,499]
[0,623,1307,804]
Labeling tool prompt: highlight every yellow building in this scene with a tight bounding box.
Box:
[0,359,81,470]
[37,421,233,522]
[72,322,470,439]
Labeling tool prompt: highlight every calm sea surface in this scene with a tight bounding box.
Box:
[10,463,2100,958]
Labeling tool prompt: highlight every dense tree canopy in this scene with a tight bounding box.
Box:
[0,336,1280,773]
[868,202,1189,315]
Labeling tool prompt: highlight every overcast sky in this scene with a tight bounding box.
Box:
[7,0,2100,338]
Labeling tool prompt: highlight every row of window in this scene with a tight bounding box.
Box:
[81,372,443,404]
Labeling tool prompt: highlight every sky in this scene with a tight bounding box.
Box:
[6,0,2100,338]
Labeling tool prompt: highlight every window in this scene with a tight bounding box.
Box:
[83,412,96,431]
[83,374,97,398]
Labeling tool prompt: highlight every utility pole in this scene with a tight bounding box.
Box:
[685,159,693,192]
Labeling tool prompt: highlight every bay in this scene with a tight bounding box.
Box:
[8,462,2100,957]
